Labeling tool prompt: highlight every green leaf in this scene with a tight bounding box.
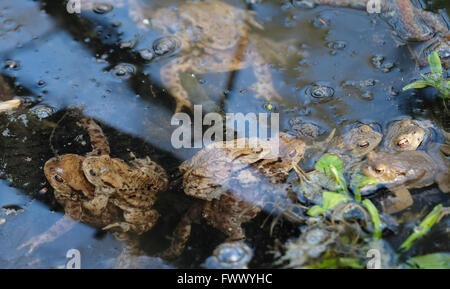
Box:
[405,253,450,269]
[350,174,379,202]
[307,205,327,216]
[322,191,351,209]
[427,51,443,76]
[307,191,351,216]
[438,81,450,99]
[362,199,382,239]
[304,257,364,269]
[399,204,444,252]
[315,154,343,173]
[402,80,430,91]
[315,154,349,194]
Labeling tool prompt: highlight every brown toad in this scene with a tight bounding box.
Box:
[361,147,450,214]
[382,118,430,153]
[297,124,382,203]
[160,133,306,258]
[18,118,168,252]
[327,124,383,169]
[299,124,382,172]
[131,0,282,112]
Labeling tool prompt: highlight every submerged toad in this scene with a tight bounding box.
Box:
[301,0,448,41]
[361,147,450,214]
[18,118,168,252]
[160,133,306,258]
[131,0,282,112]
[382,118,430,153]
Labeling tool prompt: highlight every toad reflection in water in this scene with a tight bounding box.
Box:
[129,0,285,112]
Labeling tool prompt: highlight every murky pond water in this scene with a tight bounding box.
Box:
[0,0,449,268]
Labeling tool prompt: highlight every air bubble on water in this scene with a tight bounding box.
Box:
[139,49,154,61]
[291,0,316,9]
[327,41,346,50]
[2,18,20,31]
[30,105,56,119]
[92,3,113,14]
[111,63,136,80]
[5,59,19,70]
[360,91,374,101]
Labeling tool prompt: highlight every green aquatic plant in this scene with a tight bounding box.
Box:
[315,154,349,195]
[362,199,382,239]
[402,51,449,99]
[350,174,380,202]
[303,256,364,269]
[399,204,444,252]
[307,191,351,216]
[405,253,450,269]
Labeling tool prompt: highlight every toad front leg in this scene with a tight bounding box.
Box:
[380,186,413,214]
[203,192,261,241]
[103,207,159,235]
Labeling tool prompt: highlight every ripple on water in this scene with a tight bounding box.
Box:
[306,84,335,103]
[92,3,113,15]
[152,36,182,57]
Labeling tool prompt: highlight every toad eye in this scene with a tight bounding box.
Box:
[359,141,369,148]
[54,175,64,183]
[89,169,96,176]
[397,138,409,147]
[374,167,384,174]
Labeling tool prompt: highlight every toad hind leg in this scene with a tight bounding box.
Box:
[157,201,204,259]
[380,186,414,214]
[79,118,110,156]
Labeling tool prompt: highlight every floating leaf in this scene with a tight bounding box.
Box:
[399,204,443,252]
[405,253,450,269]
[362,199,382,239]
